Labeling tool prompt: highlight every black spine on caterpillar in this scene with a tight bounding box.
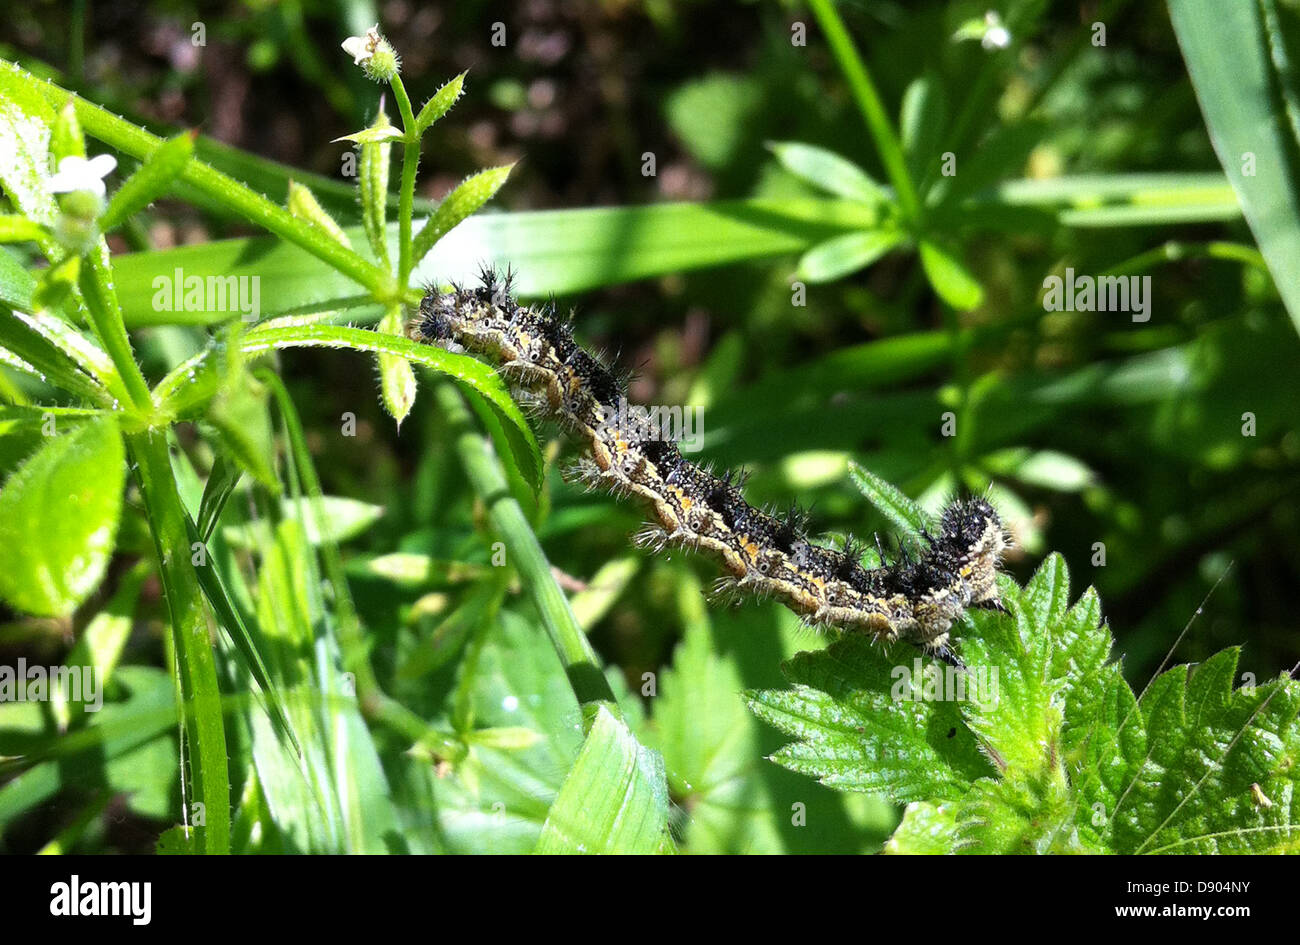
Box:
[410,268,1010,664]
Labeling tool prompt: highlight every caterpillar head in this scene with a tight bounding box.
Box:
[936,497,1008,608]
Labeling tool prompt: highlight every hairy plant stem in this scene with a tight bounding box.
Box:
[127,429,231,853]
[807,0,920,221]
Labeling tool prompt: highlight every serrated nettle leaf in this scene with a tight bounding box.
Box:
[100,130,195,232]
[918,239,984,310]
[797,229,905,283]
[415,72,467,133]
[766,140,890,205]
[1091,649,1300,854]
[752,545,1300,854]
[410,164,514,268]
[286,180,351,248]
[376,306,417,426]
[746,636,993,801]
[0,415,124,616]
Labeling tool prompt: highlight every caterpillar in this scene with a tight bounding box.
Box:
[410,268,1008,666]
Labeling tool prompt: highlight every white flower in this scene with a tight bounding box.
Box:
[981,12,1011,50]
[48,154,117,198]
[341,25,382,66]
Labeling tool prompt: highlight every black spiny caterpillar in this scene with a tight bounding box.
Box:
[411,269,1008,665]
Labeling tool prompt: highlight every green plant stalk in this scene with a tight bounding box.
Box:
[431,380,620,727]
[127,429,230,853]
[15,65,394,299]
[77,245,153,415]
[389,75,421,286]
[807,0,920,221]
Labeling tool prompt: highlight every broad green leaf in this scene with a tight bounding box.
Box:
[109,198,878,325]
[746,635,993,800]
[534,706,675,854]
[797,229,904,283]
[918,238,984,310]
[1090,648,1300,854]
[0,416,124,616]
[1171,0,1300,335]
[766,140,890,204]
[432,610,585,854]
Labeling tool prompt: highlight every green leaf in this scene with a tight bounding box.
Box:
[358,110,393,268]
[196,455,241,543]
[847,461,935,543]
[748,548,1300,854]
[884,801,957,854]
[746,636,993,800]
[100,130,195,231]
[332,125,406,145]
[1090,648,1300,854]
[797,229,904,283]
[410,164,514,270]
[0,308,111,404]
[534,706,675,854]
[108,198,877,325]
[900,73,947,182]
[918,239,984,310]
[415,72,467,133]
[1171,0,1300,335]
[0,60,58,226]
[376,305,417,426]
[766,141,890,204]
[221,496,385,549]
[0,416,124,616]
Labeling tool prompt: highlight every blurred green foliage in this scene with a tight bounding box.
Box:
[1,0,1298,854]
